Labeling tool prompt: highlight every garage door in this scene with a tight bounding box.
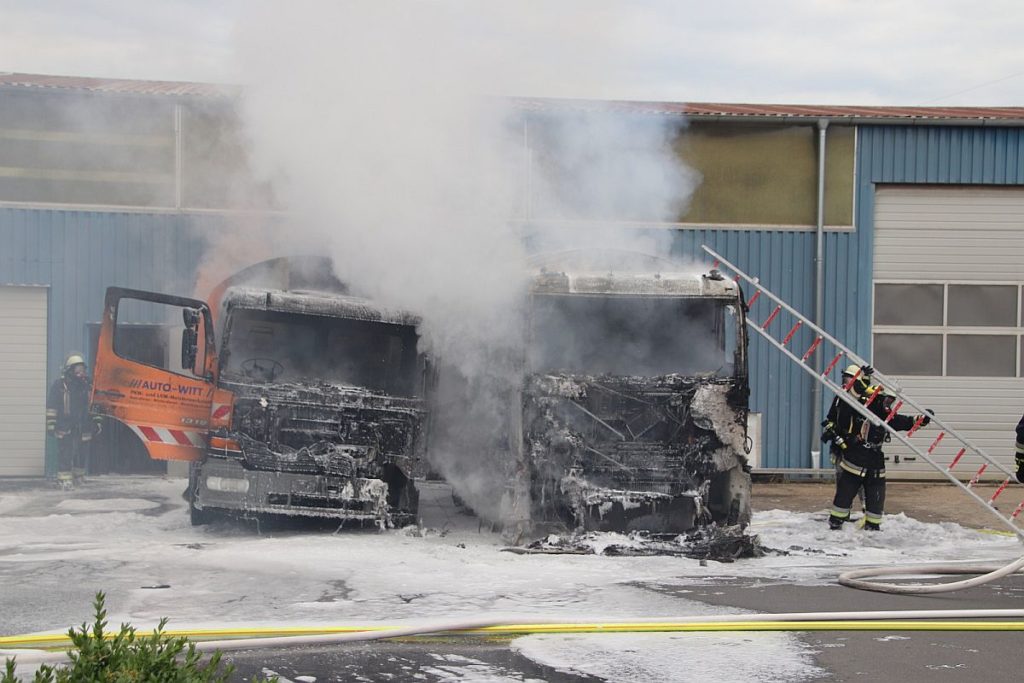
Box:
[872,186,1024,479]
[0,286,48,476]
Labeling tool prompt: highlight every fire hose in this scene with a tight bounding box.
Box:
[5,609,1024,666]
[838,553,1024,594]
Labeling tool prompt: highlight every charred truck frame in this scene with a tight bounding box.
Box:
[508,257,752,537]
[91,281,427,527]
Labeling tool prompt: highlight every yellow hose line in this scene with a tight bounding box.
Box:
[5,621,1024,650]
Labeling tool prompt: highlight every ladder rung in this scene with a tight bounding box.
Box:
[781,320,803,346]
[801,336,822,362]
[842,368,863,391]
[968,464,988,488]
[884,400,903,424]
[864,386,883,408]
[926,432,945,454]
[947,448,966,470]
[822,352,842,377]
[747,290,762,307]
[907,414,926,437]
[1013,500,1024,520]
[989,479,1011,505]
[761,305,782,329]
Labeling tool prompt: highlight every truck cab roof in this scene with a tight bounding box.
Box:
[530,268,740,298]
[221,286,421,327]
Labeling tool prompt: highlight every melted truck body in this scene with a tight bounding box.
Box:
[514,263,752,536]
[91,284,427,528]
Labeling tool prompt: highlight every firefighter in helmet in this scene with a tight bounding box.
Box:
[822,364,932,531]
[1015,413,1024,484]
[46,353,102,488]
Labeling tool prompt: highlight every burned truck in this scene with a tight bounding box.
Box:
[91,276,427,528]
[509,254,752,537]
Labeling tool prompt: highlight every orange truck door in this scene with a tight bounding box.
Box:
[91,287,218,462]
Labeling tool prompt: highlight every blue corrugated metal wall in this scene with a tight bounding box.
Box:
[670,230,823,469]
[5,125,1023,470]
[669,126,1024,469]
[0,208,222,389]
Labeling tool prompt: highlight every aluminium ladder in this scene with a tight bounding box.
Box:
[702,245,1024,538]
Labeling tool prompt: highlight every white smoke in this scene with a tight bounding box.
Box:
[231,0,703,522]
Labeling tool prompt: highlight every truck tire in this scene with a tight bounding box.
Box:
[188,463,211,526]
[189,498,212,526]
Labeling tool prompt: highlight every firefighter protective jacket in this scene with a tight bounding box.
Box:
[46,374,96,439]
[824,389,917,472]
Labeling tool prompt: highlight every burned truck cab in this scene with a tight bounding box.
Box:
[519,260,752,536]
[90,280,427,529]
[192,287,427,526]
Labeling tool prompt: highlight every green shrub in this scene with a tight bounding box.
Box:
[2,592,276,682]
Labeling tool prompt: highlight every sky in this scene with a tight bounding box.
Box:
[3,0,1024,106]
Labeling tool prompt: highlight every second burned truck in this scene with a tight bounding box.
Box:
[498,252,753,539]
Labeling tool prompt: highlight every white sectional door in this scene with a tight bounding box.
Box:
[873,186,1024,478]
[0,286,48,476]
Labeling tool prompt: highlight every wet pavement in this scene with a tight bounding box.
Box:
[1,474,1022,682]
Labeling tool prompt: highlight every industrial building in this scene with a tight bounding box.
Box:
[1,72,1022,478]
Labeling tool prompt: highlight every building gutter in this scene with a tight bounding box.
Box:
[681,113,1024,127]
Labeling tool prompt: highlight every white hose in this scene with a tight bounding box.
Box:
[838,554,1024,594]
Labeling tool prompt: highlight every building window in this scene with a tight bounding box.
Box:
[873,282,1023,377]
[948,285,1017,327]
[872,333,942,375]
[946,335,1016,376]
[874,284,943,326]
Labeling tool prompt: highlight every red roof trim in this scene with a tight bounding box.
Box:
[2,73,1022,120]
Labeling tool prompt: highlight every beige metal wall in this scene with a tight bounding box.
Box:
[0,285,48,476]
[873,186,1024,478]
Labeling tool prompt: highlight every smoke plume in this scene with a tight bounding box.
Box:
[230,1,703,522]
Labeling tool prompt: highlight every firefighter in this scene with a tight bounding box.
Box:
[823,364,931,531]
[46,353,102,488]
[1015,413,1024,484]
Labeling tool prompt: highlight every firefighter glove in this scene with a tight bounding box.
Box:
[1016,455,1024,484]
[920,410,934,427]
[860,364,874,377]
[820,421,836,443]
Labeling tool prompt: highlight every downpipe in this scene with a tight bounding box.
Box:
[809,118,828,470]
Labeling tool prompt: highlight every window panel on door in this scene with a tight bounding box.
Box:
[874,284,943,326]
[947,285,1017,327]
[947,335,1016,377]
[873,333,942,375]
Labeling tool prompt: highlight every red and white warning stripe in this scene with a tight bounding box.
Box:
[129,424,206,448]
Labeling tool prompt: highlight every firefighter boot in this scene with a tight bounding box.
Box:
[56,471,74,490]
[72,467,86,484]
[828,515,844,530]
[863,521,881,531]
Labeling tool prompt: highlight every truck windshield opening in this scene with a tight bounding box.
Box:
[529,295,736,377]
[222,309,420,396]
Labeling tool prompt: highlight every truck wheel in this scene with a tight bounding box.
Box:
[189,499,211,526]
[188,463,211,526]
